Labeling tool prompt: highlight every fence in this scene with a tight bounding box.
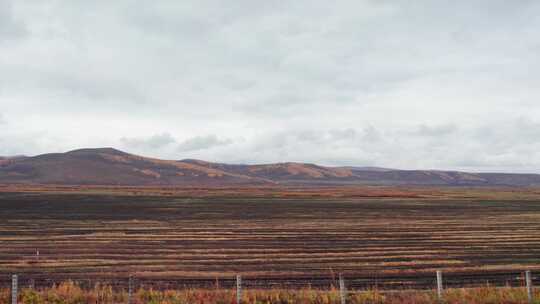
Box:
[3,270,537,304]
[3,270,538,289]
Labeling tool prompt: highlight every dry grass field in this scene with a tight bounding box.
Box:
[0,186,539,291]
[1,282,539,304]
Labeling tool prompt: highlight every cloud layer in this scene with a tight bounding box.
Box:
[1,1,540,172]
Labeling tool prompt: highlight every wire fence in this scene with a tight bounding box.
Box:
[1,270,537,304]
[1,270,537,290]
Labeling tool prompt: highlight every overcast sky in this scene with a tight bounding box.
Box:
[1,1,539,172]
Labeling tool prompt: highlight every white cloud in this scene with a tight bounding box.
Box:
[416,124,458,137]
[0,0,27,42]
[0,1,539,172]
[121,133,176,149]
[177,135,233,152]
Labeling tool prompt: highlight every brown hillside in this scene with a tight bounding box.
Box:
[1,148,540,186]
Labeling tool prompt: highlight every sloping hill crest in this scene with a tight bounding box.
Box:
[1,148,540,186]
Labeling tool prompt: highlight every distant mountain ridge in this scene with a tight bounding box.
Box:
[1,148,540,187]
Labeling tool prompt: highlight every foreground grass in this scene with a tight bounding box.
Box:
[1,282,539,304]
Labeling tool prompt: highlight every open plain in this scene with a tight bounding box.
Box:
[0,187,539,290]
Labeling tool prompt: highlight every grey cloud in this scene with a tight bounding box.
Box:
[47,74,148,106]
[253,127,383,158]
[362,126,382,142]
[1,1,540,172]
[328,127,382,143]
[400,119,540,172]
[468,118,540,156]
[0,0,27,42]
[177,135,233,152]
[295,130,323,143]
[121,133,176,149]
[416,124,458,137]
[239,120,540,172]
[328,129,357,141]
[514,118,540,139]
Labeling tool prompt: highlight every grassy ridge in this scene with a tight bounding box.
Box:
[1,281,539,304]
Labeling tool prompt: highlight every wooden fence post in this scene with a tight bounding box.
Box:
[236,275,242,304]
[128,275,133,304]
[436,270,443,301]
[11,274,18,304]
[526,270,533,304]
[339,273,347,304]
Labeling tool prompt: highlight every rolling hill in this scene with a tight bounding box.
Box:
[1,148,540,186]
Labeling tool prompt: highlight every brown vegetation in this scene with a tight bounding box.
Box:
[0,282,539,304]
[0,189,539,290]
[3,148,540,186]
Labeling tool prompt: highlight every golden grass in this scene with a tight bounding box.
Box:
[1,281,539,304]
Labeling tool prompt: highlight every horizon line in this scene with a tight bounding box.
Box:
[2,146,539,176]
